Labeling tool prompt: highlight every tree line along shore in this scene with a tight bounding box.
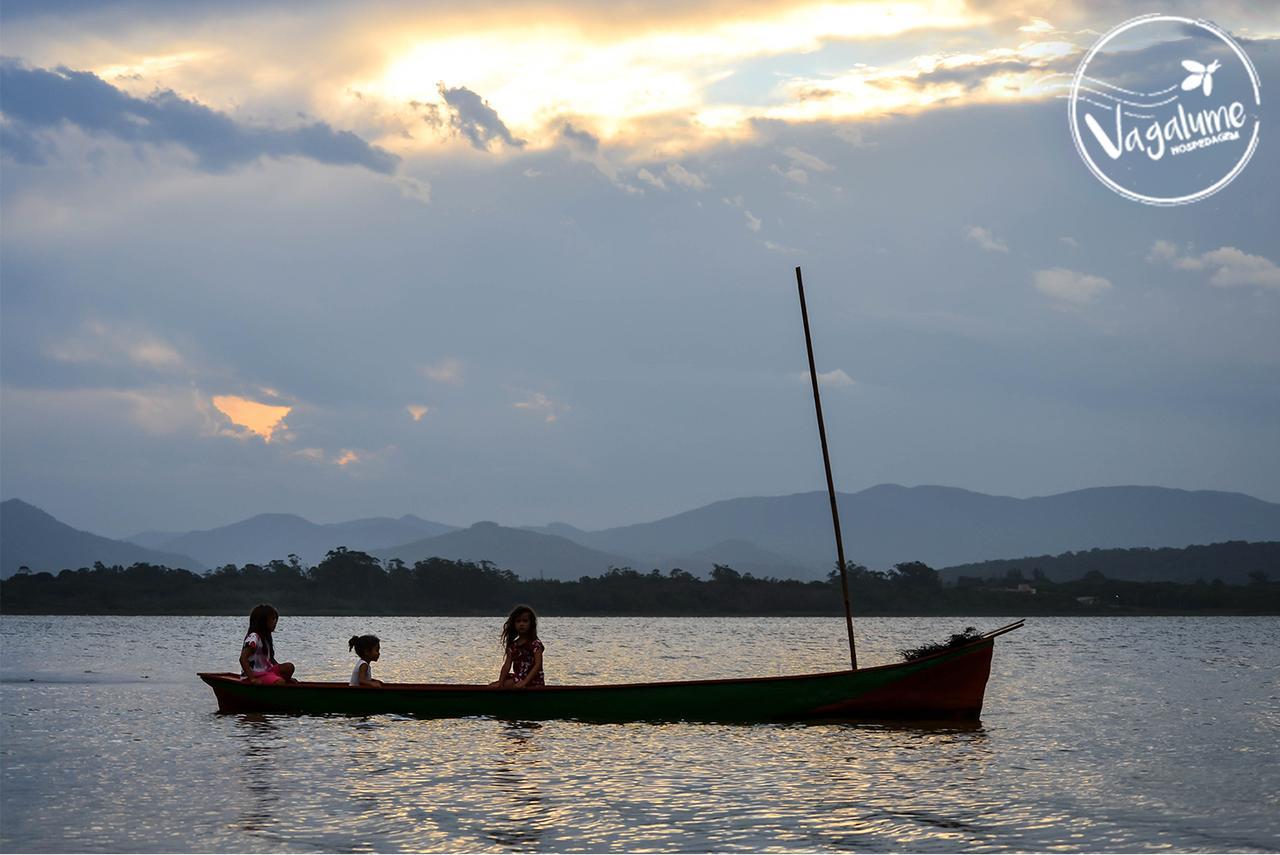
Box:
[2,546,1277,615]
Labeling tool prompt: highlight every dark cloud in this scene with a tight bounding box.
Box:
[0,59,399,173]
[0,0,275,23]
[912,57,1076,90]
[559,121,600,152]
[0,121,46,165]
[437,84,523,150]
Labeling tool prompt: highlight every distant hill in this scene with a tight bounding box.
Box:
[375,522,630,581]
[150,513,456,567]
[521,522,593,540]
[659,539,826,581]
[939,541,1280,585]
[557,485,1280,570]
[8,484,1280,582]
[127,530,188,550]
[0,499,205,577]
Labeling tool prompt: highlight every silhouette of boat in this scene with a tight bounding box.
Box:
[200,620,1020,721]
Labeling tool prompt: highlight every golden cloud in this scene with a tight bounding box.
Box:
[211,394,291,441]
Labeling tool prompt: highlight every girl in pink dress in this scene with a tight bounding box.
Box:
[239,603,296,684]
[493,604,545,688]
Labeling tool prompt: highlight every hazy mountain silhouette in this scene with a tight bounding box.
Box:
[521,522,593,540]
[553,485,1280,570]
[938,541,1280,585]
[660,539,826,580]
[0,499,205,577]
[127,530,189,550]
[7,484,1279,581]
[150,513,456,567]
[375,521,630,581]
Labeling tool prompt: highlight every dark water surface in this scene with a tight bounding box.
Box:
[1,615,1277,852]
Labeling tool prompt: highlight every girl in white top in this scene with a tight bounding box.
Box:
[348,634,383,687]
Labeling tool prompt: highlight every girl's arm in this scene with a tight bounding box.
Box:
[497,650,512,684]
[239,643,256,681]
[515,648,543,688]
[356,661,383,687]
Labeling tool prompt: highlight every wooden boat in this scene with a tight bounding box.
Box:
[200,620,1020,722]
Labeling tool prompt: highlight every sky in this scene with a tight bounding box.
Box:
[2,0,1278,538]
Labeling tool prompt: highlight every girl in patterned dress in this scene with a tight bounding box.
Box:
[493,604,545,688]
[239,603,296,684]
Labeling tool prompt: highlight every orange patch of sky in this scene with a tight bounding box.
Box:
[211,395,291,442]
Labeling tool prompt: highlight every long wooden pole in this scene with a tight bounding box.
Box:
[795,266,858,671]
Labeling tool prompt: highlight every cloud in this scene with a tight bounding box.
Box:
[965,225,1010,253]
[1018,18,1057,34]
[395,176,432,204]
[559,121,600,153]
[1060,236,1080,248]
[770,146,835,185]
[800,369,855,387]
[406,404,430,422]
[1032,268,1111,304]
[512,390,567,423]
[781,146,834,172]
[1147,240,1280,290]
[833,126,876,147]
[45,320,186,371]
[722,194,762,231]
[420,358,465,385]
[211,394,291,441]
[771,163,808,184]
[665,163,707,190]
[911,58,1052,90]
[3,384,220,438]
[437,84,524,150]
[293,446,366,467]
[0,60,399,174]
[637,167,667,190]
[777,37,1085,124]
[557,120,641,192]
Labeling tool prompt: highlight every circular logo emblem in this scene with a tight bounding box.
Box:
[1069,15,1262,206]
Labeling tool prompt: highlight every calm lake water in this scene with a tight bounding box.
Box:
[1,615,1277,853]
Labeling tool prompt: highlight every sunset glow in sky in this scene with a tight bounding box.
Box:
[2,0,1278,535]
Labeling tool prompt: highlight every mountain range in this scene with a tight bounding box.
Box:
[0,499,208,577]
[140,512,456,568]
[3,484,1280,581]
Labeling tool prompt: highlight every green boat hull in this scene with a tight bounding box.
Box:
[200,635,999,723]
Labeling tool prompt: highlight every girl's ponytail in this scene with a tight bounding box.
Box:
[349,634,379,658]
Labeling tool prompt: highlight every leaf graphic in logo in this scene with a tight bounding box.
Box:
[1181,59,1220,96]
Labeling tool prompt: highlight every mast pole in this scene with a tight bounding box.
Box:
[795,266,858,671]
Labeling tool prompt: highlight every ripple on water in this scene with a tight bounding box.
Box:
[2,615,1279,852]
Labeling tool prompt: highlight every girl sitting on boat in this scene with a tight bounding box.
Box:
[493,604,545,688]
[348,634,384,687]
[239,603,296,684]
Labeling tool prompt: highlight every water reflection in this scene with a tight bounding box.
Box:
[484,721,546,850]
[230,714,283,834]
